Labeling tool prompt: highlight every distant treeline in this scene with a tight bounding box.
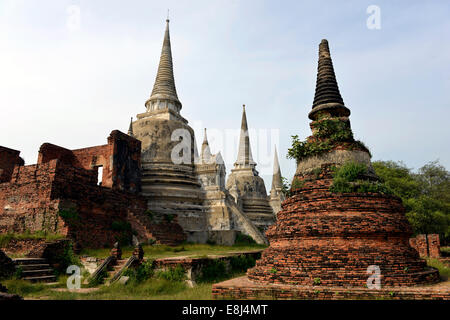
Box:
[373,160,450,245]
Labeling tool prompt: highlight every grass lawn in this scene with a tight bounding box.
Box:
[79,242,266,260]
[427,258,450,281]
[2,274,243,300]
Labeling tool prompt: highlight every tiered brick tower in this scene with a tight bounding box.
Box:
[131,19,206,242]
[246,39,439,287]
[213,40,446,300]
[226,105,276,232]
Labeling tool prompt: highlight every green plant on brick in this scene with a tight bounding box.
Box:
[329,161,393,195]
[287,118,371,162]
[313,277,321,285]
[291,178,305,192]
[58,208,81,227]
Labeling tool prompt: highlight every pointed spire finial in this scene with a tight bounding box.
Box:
[128,117,134,136]
[271,145,282,191]
[146,17,181,110]
[308,39,350,120]
[167,9,170,22]
[203,128,208,144]
[201,128,212,163]
[235,104,255,167]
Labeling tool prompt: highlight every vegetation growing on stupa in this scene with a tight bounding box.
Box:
[329,161,392,195]
[287,118,370,162]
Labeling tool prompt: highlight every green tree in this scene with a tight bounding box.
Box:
[373,160,450,244]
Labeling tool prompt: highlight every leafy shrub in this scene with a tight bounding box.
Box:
[235,233,257,245]
[124,260,155,283]
[156,264,186,282]
[329,162,392,195]
[52,242,80,275]
[197,260,227,283]
[58,209,81,226]
[373,160,450,243]
[229,254,256,273]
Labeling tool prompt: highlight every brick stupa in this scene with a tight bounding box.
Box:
[213,40,448,300]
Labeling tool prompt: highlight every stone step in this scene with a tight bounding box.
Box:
[13,258,47,265]
[15,264,51,271]
[21,269,55,277]
[23,275,57,283]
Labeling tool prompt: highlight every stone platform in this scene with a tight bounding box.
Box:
[212,276,450,300]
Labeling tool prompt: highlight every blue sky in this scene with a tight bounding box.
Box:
[1,0,449,189]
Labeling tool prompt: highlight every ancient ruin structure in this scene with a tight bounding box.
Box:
[196,129,267,245]
[410,234,441,259]
[130,19,207,243]
[269,146,285,214]
[226,106,276,232]
[213,39,446,300]
[0,130,186,248]
[130,20,274,244]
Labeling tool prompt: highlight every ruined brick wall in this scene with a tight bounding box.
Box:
[37,143,76,166]
[0,130,184,248]
[0,146,24,183]
[0,160,64,234]
[46,159,146,248]
[0,157,145,248]
[409,234,440,258]
[71,130,141,192]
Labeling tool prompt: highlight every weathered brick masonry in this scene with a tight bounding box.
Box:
[246,166,439,287]
[0,146,24,183]
[409,234,441,259]
[0,130,186,248]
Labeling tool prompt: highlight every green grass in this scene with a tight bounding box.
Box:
[440,247,450,257]
[0,231,65,247]
[4,276,214,300]
[79,243,266,260]
[427,258,450,281]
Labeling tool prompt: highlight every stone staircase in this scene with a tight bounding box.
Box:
[13,258,57,283]
[105,259,127,284]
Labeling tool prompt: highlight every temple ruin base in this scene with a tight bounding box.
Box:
[212,276,450,300]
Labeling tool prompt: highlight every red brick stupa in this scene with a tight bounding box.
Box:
[213,40,447,300]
